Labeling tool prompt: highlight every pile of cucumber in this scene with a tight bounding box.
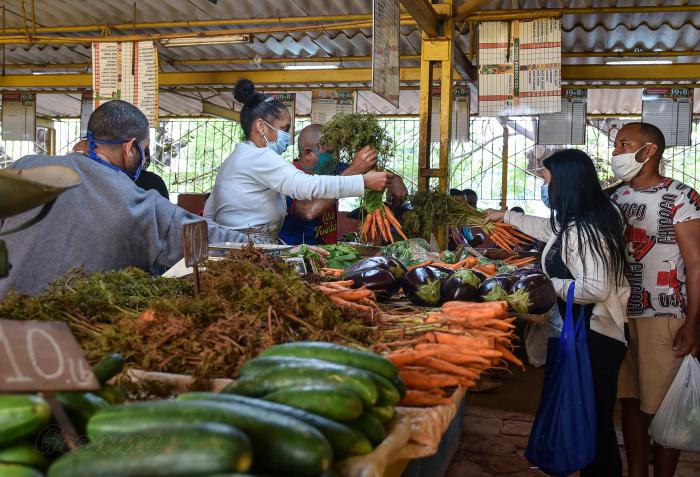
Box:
[226,341,405,450]
[0,353,126,477]
[43,342,403,477]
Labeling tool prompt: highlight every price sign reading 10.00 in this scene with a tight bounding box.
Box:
[0,319,99,392]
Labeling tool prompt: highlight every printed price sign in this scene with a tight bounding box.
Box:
[183,220,209,268]
[0,320,99,392]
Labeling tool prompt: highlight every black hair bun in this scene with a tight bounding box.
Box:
[233,79,258,106]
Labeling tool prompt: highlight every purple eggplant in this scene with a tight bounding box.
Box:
[507,274,556,314]
[479,274,518,302]
[510,267,541,279]
[425,265,454,281]
[441,269,483,303]
[402,266,442,307]
[343,256,407,281]
[345,267,400,301]
[469,269,488,282]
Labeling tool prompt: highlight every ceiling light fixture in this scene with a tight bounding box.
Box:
[160,34,250,47]
[604,59,674,65]
[283,64,340,70]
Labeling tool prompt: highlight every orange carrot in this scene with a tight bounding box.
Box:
[399,390,451,406]
[325,280,356,288]
[383,206,408,241]
[327,295,373,312]
[442,300,508,313]
[380,208,394,243]
[399,370,463,389]
[415,357,482,379]
[408,260,433,271]
[362,212,374,241]
[334,289,374,301]
[432,352,493,367]
[414,343,504,358]
[430,332,495,349]
[387,349,442,367]
[495,344,525,370]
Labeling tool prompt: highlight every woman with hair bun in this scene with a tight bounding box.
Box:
[205,79,393,243]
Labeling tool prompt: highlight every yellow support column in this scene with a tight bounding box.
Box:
[416,1,454,249]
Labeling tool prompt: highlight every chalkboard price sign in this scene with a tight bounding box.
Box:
[183,220,209,268]
[0,319,99,392]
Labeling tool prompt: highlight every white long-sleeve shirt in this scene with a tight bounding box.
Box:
[505,210,631,343]
[205,142,365,236]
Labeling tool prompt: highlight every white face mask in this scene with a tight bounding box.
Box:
[611,143,652,181]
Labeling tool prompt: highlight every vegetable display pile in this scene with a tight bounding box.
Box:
[28,342,402,477]
[402,190,533,253]
[400,263,556,313]
[319,112,407,244]
[376,301,521,406]
[0,253,377,385]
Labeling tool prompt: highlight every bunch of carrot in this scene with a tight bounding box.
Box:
[319,267,344,278]
[488,223,533,254]
[361,205,408,244]
[407,256,479,272]
[314,279,380,321]
[503,255,538,267]
[379,300,522,407]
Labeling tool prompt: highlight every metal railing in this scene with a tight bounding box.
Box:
[1,118,698,214]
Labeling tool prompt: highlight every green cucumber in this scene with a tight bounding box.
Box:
[55,392,108,433]
[91,353,125,385]
[88,400,331,476]
[350,412,386,447]
[48,423,252,477]
[369,405,396,424]
[242,357,398,407]
[95,385,125,405]
[179,392,372,459]
[0,463,44,477]
[0,395,51,448]
[260,342,397,380]
[229,360,377,407]
[367,372,400,407]
[393,375,407,399]
[0,442,48,469]
[263,385,363,422]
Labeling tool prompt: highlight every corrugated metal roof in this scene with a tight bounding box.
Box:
[0,0,698,116]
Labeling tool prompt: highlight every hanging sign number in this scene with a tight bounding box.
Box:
[0,319,99,392]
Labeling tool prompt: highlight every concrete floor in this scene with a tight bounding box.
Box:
[446,365,700,477]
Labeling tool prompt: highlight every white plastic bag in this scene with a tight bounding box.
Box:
[524,306,563,367]
[649,354,700,452]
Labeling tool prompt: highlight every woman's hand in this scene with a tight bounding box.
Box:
[363,171,393,192]
[346,145,378,175]
[484,208,506,223]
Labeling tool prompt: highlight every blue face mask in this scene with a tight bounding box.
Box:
[85,131,145,181]
[263,121,291,155]
[540,183,550,208]
[302,147,336,175]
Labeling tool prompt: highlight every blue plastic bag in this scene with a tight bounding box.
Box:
[525,283,597,476]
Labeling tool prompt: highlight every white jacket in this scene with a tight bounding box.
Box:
[205,142,365,236]
[505,210,631,343]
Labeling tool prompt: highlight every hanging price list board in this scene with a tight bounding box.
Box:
[92,41,159,126]
[372,0,401,108]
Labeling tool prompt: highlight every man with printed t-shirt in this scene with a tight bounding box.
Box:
[610,122,700,477]
[279,124,407,245]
